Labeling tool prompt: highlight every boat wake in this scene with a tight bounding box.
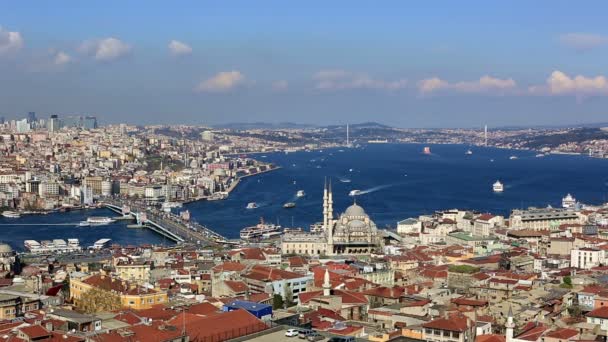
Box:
[354,183,395,196]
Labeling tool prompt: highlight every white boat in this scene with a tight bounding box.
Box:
[349,190,361,196]
[162,202,183,212]
[562,193,576,209]
[493,181,504,193]
[86,217,116,226]
[246,202,258,209]
[2,211,21,218]
[466,149,473,155]
[283,202,296,209]
[240,219,281,240]
[296,190,305,197]
[339,178,351,183]
[509,156,518,160]
[535,153,545,158]
[423,146,431,155]
[77,221,90,227]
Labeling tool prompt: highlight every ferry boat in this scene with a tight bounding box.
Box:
[562,193,576,209]
[2,211,21,218]
[240,219,281,240]
[283,202,296,209]
[246,202,259,209]
[368,139,388,144]
[86,217,116,226]
[493,181,504,193]
[466,149,473,155]
[349,190,362,196]
[162,202,183,212]
[296,190,305,197]
[423,146,431,155]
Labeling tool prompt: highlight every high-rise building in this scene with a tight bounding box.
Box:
[27,112,36,123]
[83,116,98,129]
[201,130,214,141]
[49,115,60,133]
[16,119,31,133]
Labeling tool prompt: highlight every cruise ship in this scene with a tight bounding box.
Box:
[85,217,116,226]
[240,219,282,240]
[493,181,504,193]
[2,211,21,218]
[296,190,305,197]
[562,193,576,209]
[162,202,183,212]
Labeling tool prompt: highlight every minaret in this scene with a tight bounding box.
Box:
[327,179,334,225]
[505,306,514,342]
[323,269,331,296]
[484,125,488,146]
[346,124,350,146]
[323,178,328,230]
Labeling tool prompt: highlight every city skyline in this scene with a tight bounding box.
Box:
[2,1,608,127]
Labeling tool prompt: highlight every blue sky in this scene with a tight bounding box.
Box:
[1,1,608,127]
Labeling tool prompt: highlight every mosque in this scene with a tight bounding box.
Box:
[281,180,383,256]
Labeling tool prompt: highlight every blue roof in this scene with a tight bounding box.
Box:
[225,300,271,312]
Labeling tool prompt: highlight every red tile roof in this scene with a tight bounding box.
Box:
[586,306,608,319]
[423,315,469,332]
[515,322,548,341]
[545,328,578,339]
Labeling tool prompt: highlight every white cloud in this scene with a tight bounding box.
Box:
[272,80,288,91]
[53,51,72,66]
[559,33,608,51]
[0,26,24,56]
[313,69,407,90]
[168,40,192,56]
[418,75,516,94]
[195,71,245,92]
[529,70,608,96]
[79,37,131,62]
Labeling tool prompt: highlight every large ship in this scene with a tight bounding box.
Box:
[493,181,504,193]
[85,217,116,226]
[562,193,576,209]
[240,219,282,240]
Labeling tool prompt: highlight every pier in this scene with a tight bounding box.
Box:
[101,200,230,245]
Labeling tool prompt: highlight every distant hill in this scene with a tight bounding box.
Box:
[212,122,317,130]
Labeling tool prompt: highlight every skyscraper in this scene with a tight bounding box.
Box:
[27,112,36,123]
[49,115,60,133]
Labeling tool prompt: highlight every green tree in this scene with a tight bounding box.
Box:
[272,294,284,310]
[561,276,573,289]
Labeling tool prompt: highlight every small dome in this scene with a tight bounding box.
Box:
[345,203,366,217]
[0,243,13,254]
[347,220,367,230]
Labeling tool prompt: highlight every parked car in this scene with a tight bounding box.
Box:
[286,329,299,337]
[299,329,314,339]
[328,337,355,342]
[307,332,325,341]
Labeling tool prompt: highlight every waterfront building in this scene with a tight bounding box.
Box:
[282,180,383,256]
[509,207,580,231]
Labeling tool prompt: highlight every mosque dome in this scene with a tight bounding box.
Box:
[344,203,366,217]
